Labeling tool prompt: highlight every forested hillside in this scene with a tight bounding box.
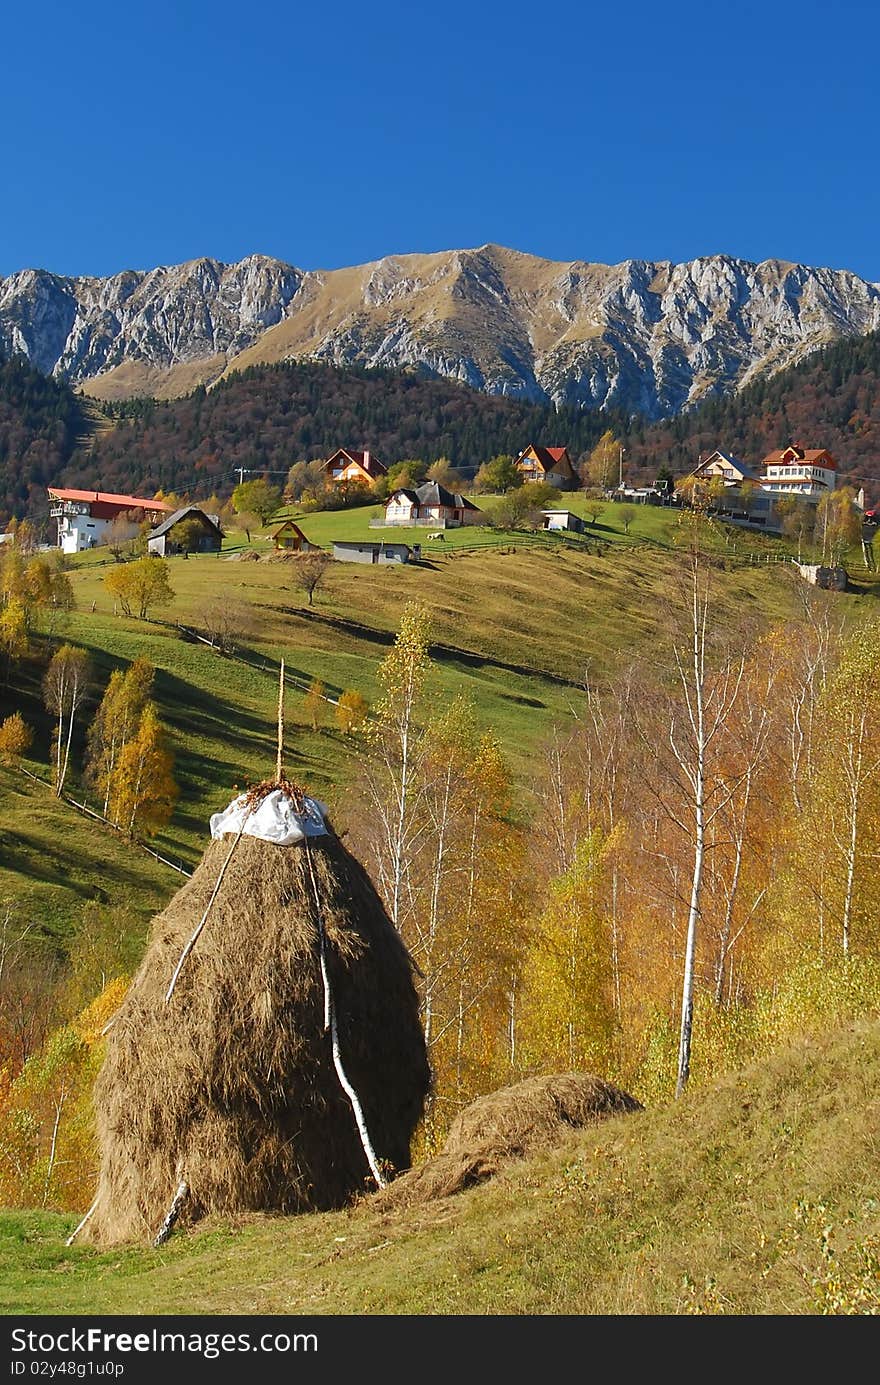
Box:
[627,331,880,491]
[4,330,880,524]
[66,362,629,500]
[0,356,89,520]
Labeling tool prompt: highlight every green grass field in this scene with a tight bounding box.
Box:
[0,765,172,941]
[272,493,776,556]
[3,1018,878,1314]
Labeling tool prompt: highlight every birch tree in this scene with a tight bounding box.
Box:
[705,633,781,1005]
[519,832,616,1075]
[363,602,433,932]
[809,623,880,956]
[43,646,91,796]
[663,553,744,1096]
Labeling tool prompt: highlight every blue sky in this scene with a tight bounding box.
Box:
[2,0,879,280]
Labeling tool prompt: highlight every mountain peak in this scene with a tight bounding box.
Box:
[1,246,878,416]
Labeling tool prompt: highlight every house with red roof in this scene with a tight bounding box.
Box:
[323,449,387,488]
[47,487,171,554]
[513,444,578,490]
[760,446,838,500]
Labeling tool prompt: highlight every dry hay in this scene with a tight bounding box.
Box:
[87,830,430,1245]
[378,1073,642,1208]
[267,549,302,562]
[236,549,262,562]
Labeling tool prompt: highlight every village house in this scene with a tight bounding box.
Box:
[760,445,838,499]
[684,451,763,489]
[678,444,843,530]
[323,449,388,488]
[332,540,420,565]
[269,518,314,551]
[382,482,483,528]
[47,487,170,553]
[513,445,578,490]
[147,506,223,556]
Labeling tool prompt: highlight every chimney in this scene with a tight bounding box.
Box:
[363,449,370,470]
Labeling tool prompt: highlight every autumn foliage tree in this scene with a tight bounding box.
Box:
[104,557,174,619]
[86,658,155,818]
[583,429,620,489]
[363,602,434,932]
[303,679,326,732]
[0,711,33,765]
[519,833,617,1075]
[112,704,178,837]
[335,689,368,734]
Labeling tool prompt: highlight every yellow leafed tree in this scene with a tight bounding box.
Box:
[86,657,155,819]
[0,977,128,1210]
[519,832,617,1076]
[111,703,178,836]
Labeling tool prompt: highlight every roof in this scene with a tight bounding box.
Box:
[691,451,762,482]
[149,506,224,539]
[270,519,308,537]
[763,446,837,469]
[47,487,170,513]
[516,445,572,472]
[332,540,412,552]
[388,482,480,511]
[325,448,388,478]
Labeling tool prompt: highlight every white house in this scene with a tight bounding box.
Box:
[47,487,170,554]
[383,482,483,528]
[760,446,837,500]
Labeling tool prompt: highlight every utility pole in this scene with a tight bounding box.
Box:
[234,467,250,487]
[619,446,626,490]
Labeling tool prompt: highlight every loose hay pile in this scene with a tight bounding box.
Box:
[87,829,430,1246]
[378,1073,642,1208]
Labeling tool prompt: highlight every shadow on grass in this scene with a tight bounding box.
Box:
[0,827,156,901]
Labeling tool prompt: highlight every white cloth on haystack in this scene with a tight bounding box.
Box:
[209,789,328,846]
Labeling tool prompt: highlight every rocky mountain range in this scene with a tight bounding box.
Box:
[2,245,879,419]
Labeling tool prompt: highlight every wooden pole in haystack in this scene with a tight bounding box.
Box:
[277,658,285,783]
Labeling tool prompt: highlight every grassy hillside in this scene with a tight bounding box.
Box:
[0,765,172,942]
[3,503,866,936]
[3,1018,879,1314]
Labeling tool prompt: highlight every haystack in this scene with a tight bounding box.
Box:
[378,1073,641,1208]
[84,798,430,1246]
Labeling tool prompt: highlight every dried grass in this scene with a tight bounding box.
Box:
[87,831,430,1245]
[379,1073,641,1208]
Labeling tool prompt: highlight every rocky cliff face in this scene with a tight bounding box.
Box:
[0,255,302,383]
[2,244,878,417]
